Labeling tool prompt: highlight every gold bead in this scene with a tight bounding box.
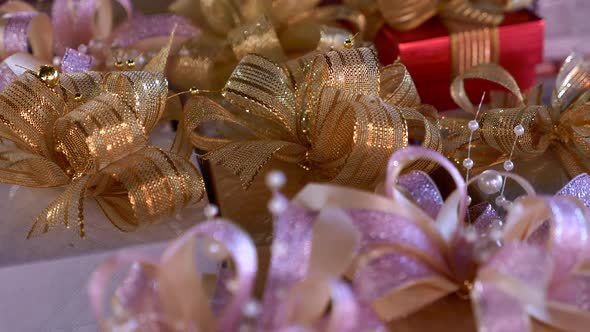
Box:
[66,168,74,176]
[114,61,124,69]
[189,87,199,96]
[126,59,135,68]
[344,38,353,49]
[36,65,59,88]
[74,93,82,101]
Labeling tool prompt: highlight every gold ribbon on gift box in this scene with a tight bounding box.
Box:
[173,47,442,190]
[346,0,532,78]
[0,41,205,238]
[168,0,366,90]
[442,53,590,179]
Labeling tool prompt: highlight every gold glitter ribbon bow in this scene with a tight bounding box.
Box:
[372,0,531,32]
[174,47,442,189]
[443,53,590,179]
[168,0,366,90]
[0,44,205,238]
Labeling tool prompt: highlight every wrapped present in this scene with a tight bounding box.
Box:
[375,10,544,110]
[173,47,443,242]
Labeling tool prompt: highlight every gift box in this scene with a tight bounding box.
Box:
[0,123,207,268]
[376,10,544,111]
[203,159,309,246]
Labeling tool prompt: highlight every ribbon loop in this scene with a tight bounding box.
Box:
[185,48,442,189]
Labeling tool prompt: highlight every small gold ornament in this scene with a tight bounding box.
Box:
[114,60,124,69]
[74,93,83,101]
[36,65,60,88]
[126,59,136,69]
[343,38,353,49]
[189,87,199,96]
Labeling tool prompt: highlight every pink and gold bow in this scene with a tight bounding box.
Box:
[443,53,590,182]
[167,0,366,90]
[89,200,366,331]
[0,0,199,90]
[295,146,590,332]
[0,43,205,238]
[173,47,442,190]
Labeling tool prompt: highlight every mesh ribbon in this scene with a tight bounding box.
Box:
[0,45,205,238]
[168,0,366,90]
[174,47,442,189]
[443,54,590,179]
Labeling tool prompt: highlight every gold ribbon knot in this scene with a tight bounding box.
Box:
[174,47,442,189]
[0,47,205,238]
[443,53,590,178]
[168,0,366,91]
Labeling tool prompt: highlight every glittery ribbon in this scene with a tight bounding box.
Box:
[375,0,532,32]
[0,1,199,91]
[88,204,365,331]
[443,53,590,180]
[168,0,366,90]
[0,42,205,238]
[295,146,590,332]
[174,47,443,189]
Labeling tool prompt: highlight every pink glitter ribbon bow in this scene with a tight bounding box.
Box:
[89,202,366,331]
[294,146,590,332]
[0,0,199,90]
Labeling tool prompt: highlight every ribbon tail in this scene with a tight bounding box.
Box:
[203,140,296,189]
[0,145,70,187]
[555,144,590,179]
[471,281,532,332]
[27,175,91,239]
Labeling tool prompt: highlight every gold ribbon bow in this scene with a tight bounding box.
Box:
[0,44,205,238]
[174,47,442,189]
[168,0,366,90]
[443,53,590,181]
[372,0,531,32]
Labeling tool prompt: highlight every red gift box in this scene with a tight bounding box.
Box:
[376,11,544,111]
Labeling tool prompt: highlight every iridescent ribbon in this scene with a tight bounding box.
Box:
[443,53,590,180]
[174,47,442,189]
[89,203,365,331]
[0,42,205,238]
[0,1,199,90]
[168,0,366,90]
[295,146,590,332]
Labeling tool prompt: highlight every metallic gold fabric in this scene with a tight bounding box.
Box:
[443,53,590,179]
[0,46,205,238]
[174,48,442,189]
[168,0,366,91]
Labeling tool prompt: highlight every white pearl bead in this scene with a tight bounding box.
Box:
[204,204,219,219]
[463,158,474,170]
[268,196,287,214]
[489,228,503,241]
[466,195,472,205]
[77,44,88,53]
[463,227,477,242]
[52,56,61,66]
[514,124,525,136]
[468,120,479,132]
[242,300,261,318]
[495,195,507,206]
[265,170,286,190]
[503,160,514,171]
[477,170,503,195]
